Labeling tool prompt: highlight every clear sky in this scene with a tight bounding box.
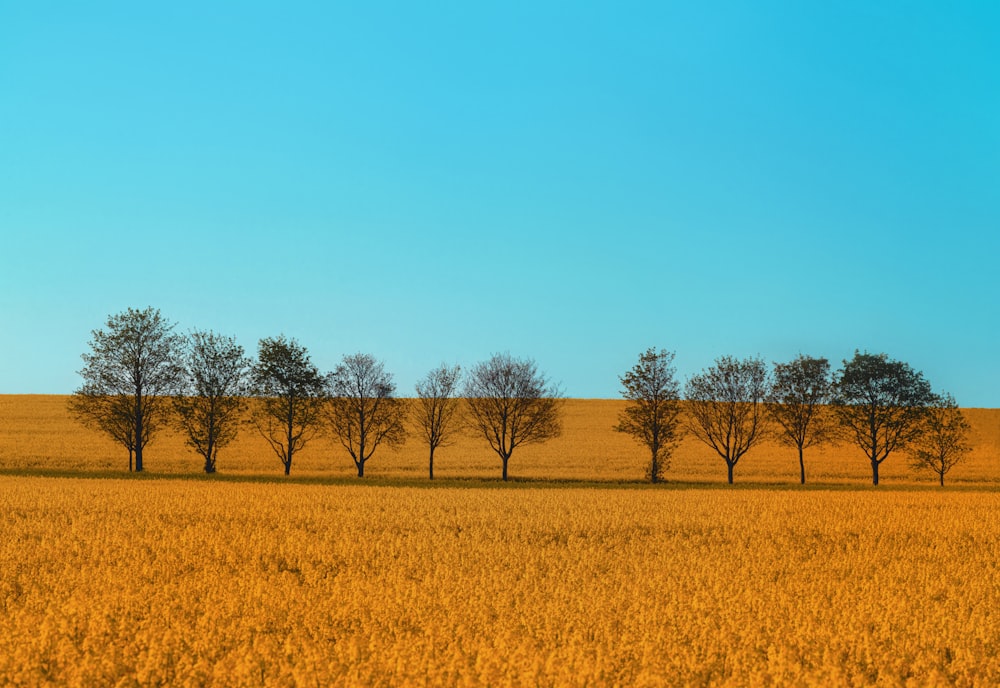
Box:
[1,1,998,404]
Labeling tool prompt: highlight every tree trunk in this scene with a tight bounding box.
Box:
[798,445,806,485]
[940,472,944,487]
[727,461,734,485]
[357,460,365,478]
[871,459,879,486]
[134,392,143,472]
[128,448,133,473]
[502,455,509,482]
[284,459,291,476]
[428,446,435,480]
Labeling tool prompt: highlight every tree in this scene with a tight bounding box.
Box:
[464,353,563,481]
[685,355,770,484]
[250,336,327,475]
[68,392,149,472]
[173,330,251,474]
[414,363,463,480]
[830,351,936,486]
[767,354,836,484]
[909,393,971,486]
[69,307,184,472]
[616,348,683,483]
[327,353,407,478]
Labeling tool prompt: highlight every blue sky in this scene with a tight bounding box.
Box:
[1,1,998,403]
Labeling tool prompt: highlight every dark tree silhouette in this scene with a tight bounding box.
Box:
[831,351,935,486]
[464,353,563,481]
[69,393,150,472]
[616,348,683,483]
[767,354,836,484]
[414,363,463,480]
[327,353,407,478]
[250,336,327,475]
[909,393,971,486]
[69,307,184,472]
[173,330,251,474]
[685,355,770,484]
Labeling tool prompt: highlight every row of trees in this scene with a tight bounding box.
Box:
[618,348,971,486]
[71,308,562,480]
[71,308,970,485]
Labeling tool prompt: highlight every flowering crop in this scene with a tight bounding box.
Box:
[2,477,1000,685]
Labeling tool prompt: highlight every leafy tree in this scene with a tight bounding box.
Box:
[909,393,972,486]
[685,355,770,484]
[327,353,407,478]
[767,354,836,484]
[464,353,563,481]
[414,363,463,480]
[173,330,251,474]
[250,336,327,475]
[616,348,683,483]
[831,351,935,485]
[69,307,184,472]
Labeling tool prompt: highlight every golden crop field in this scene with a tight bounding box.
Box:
[2,397,1000,685]
[1,395,998,484]
[2,478,1000,686]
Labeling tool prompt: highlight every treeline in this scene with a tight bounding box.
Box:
[70,308,971,485]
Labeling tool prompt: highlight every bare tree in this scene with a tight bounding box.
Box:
[414,363,463,480]
[173,330,251,474]
[616,348,683,483]
[831,351,935,486]
[327,353,407,477]
[69,307,184,472]
[250,336,327,475]
[767,354,836,484]
[464,353,562,481]
[685,355,770,484]
[909,393,971,486]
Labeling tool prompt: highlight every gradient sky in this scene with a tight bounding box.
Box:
[1,1,998,403]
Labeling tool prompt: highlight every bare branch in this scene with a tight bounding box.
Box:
[684,355,770,484]
[327,353,407,478]
[463,353,563,481]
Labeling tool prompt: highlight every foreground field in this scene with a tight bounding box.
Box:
[2,477,999,686]
[1,396,998,484]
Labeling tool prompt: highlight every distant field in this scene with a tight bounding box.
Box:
[0,395,997,484]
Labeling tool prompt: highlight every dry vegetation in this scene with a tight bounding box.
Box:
[2,479,1000,686]
[1,396,997,484]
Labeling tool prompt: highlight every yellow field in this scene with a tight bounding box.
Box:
[2,397,999,684]
[1,396,997,484]
[2,478,1000,686]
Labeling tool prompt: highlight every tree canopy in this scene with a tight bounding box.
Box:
[616,348,683,483]
[69,307,185,471]
[250,336,327,475]
[414,363,463,480]
[685,355,770,484]
[174,330,251,474]
[767,354,835,484]
[327,353,407,478]
[464,353,562,481]
[831,351,936,485]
